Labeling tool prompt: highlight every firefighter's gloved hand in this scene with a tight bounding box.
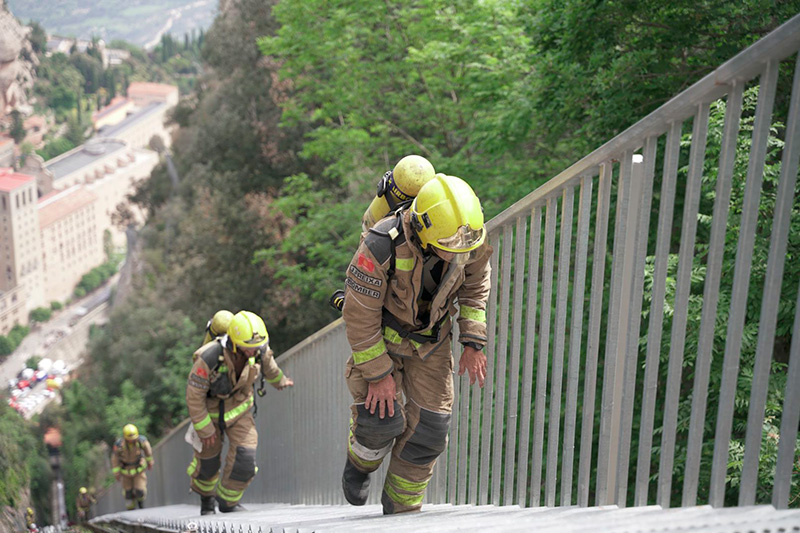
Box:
[366,373,396,419]
[329,290,345,312]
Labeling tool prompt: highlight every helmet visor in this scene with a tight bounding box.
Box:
[436,225,485,252]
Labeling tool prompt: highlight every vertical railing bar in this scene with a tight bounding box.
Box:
[490,224,514,505]
[561,176,593,506]
[774,282,800,509]
[531,196,558,507]
[577,162,612,507]
[634,120,681,506]
[682,82,745,507]
[468,358,482,504]
[516,206,542,507]
[479,231,501,505]
[658,101,711,508]
[457,321,470,505]
[617,138,658,506]
[503,215,528,505]
[545,186,575,506]
[772,52,800,511]
[597,152,632,505]
[741,57,799,506]
[709,59,779,508]
[448,334,461,503]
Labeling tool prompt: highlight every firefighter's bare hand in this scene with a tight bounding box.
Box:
[201,434,216,448]
[276,376,294,390]
[147,462,153,471]
[366,373,395,419]
[459,345,487,388]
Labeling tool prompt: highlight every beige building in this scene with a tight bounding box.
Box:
[0,168,43,333]
[127,82,179,108]
[92,96,134,131]
[44,139,158,249]
[38,185,103,304]
[0,134,13,167]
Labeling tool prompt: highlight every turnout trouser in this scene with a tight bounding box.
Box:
[346,338,454,513]
[187,410,258,506]
[120,472,147,509]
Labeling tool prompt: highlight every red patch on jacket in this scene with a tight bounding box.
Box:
[195,367,208,379]
[357,253,375,272]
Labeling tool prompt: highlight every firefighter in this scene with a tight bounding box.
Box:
[76,486,96,521]
[201,310,234,347]
[341,174,491,514]
[186,310,294,515]
[25,507,35,530]
[111,424,154,510]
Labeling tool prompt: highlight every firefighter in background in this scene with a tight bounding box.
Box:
[341,174,492,514]
[331,155,436,312]
[76,486,96,521]
[201,310,234,347]
[25,507,35,531]
[186,311,294,515]
[111,424,154,510]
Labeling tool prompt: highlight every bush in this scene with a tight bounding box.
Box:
[50,301,63,311]
[29,307,52,323]
[25,356,41,370]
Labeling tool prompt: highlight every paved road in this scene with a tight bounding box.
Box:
[1,282,115,416]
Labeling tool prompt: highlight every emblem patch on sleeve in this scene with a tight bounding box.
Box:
[345,278,381,298]
[349,265,382,286]
[357,253,375,272]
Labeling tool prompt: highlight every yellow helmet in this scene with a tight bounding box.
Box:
[79,487,87,494]
[227,311,269,352]
[410,174,485,253]
[122,424,139,441]
[385,155,436,200]
[208,310,234,337]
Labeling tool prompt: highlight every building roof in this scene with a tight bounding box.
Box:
[0,169,34,192]
[38,185,97,228]
[96,101,166,139]
[93,96,131,120]
[45,139,127,180]
[127,82,179,97]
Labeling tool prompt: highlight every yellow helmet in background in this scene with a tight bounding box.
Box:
[410,174,485,253]
[208,310,234,337]
[227,311,269,352]
[123,424,139,441]
[79,487,87,495]
[363,155,436,230]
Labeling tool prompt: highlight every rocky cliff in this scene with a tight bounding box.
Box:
[0,0,37,117]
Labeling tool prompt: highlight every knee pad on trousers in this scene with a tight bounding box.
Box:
[229,446,257,482]
[134,489,145,500]
[400,408,451,465]
[198,455,221,480]
[354,403,405,450]
[125,489,134,500]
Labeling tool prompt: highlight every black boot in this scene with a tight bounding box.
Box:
[381,489,395,515]
[200,496,216,515]
[137,500,144,509]
[215,496,247,513]
[342,459,370,506]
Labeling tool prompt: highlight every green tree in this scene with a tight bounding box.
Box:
[28,21,47,54]
[9,110,25,144]
[29,307,52,323]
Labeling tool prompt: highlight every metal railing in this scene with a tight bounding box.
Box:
[96,13,800,516]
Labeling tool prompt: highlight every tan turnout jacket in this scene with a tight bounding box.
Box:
[342,210,492,382]
[186,337,287,440]
[111,436,153,477]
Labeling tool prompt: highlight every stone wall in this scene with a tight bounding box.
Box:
[0,0,37,118]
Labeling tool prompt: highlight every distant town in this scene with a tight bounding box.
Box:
[0,79,177,335]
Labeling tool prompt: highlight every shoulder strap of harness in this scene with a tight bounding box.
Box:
[365,210,406,278]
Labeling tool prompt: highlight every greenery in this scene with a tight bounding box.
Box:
[0,325,30,356]
[73,260,118,298]
[29,307,52,323]
[23,0,799,520]
[50,301,63,311]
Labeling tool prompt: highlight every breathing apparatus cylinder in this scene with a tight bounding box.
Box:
[362,155,435,230]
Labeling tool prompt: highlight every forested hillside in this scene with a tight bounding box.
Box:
[17,0,800,524]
